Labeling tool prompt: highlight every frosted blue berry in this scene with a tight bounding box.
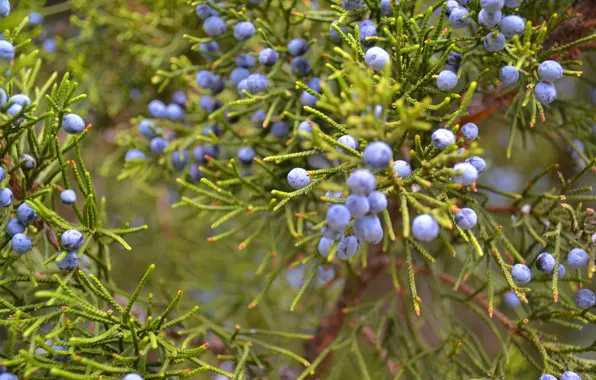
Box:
[0,88,6,106]
[195,3,219,19]
[503,291,521,308]
[360,25,377,48]
[209,75,225,95]
[484,32,506,52]
[196,70,215,89]
[290,56,311,77]
[326,205,351,231]
[324,191,344,206]
[549,264,566,279]
[561,372,582,380]
[365,47,390,72]
[197,41,219,60]
[246,73,269,94]
[271,121,290,138]
[251,110,266,128]
[189,164,205,182]
[536,252,555,273]
[322,226,343,241]
[499,15,525,38]
[539,375,557,380]
[445,51,462,72]
[139,120,161,140]
[150,137,169,155]
[0,373,18,380]
[9,94,31,107]
[465,156,486,174]
[148,99,167,118]
[259,48,278,66]
[412,214,440,242]
[0,0,10,18]
[480,0,504,12]
[431,128,456,150]
[461,123,478,141]
[567,248,588,269]
[455,208,477,230]
[52,345,70,362]
[368,191,387,213]
[449,7,470,29]
[341,0,363,10]
[199,96,222,113]
[166,103,184,121]
[307,77,322,93]
[0,166,4,182]
[203,16,227,37]
[337,235,361,260]
[478,9,502,29]
[337,135,358,152]
[12,233,32,254]
[6,218,25,237]
[61,229,84,251]
[347,169,376,195]
[576,288,596,309]
[363,141,393,171]
[379,0,396,16]
[329,21,347,44]
[298,120,313,138]
[28,12,44,25]
[511,263,531,285]
[233,21,255,41]
[300,91,318,107]
[345,194,370,218]
[452,162,478,186]
[172,91,187,105]
[393,160,412,178]
[21,154,35,169]
[7,104,22,116]
[123,374,144,380]
[287,168,310,189]
[354,215,384,244]
[230,67,250,87]
[288,38,309,56]
[17,203,37,225]
[0,40,14,60]
[60,189,77,205]
[437,70,458,91]
[238,147,256,165]
[318,237,334,257]
[56,252,79,271]
[504,0,522,7]
[534,82,556,105]
[537,60,563,83]
[125,149,146,161]
[172,150,189,171]
[445,1,459,15]
[43,38,57,53]
[499,65,519,86]
[236,53,256,68]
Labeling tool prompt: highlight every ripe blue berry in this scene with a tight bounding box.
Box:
[197,41,219,60]
[61,229,84,251]
[148,99,167,119]
[326,205,351,231]
[0,373,18,380]
[437,70,458,91]
[455,208,477,230]
[290,56,311,77]
[150,137,169,155]
[412,214,440,242]
[123,374,144,380]
[230,67,250,87]
[345,194,370,218]
[465,156,486,174]
[561,372,582,380]
[195,3,219,19]
[52,345,70,362]
[360,25,377,48]
[21,154,35,169]
[288,38,309,56]
[6,218,25,237]
[0,88,6,106]
[0,188,12,207]
[363,141,393,171]
[480,0,504,12]
[337,135,358,152]
[329,21,347,44]
[567,248,588,269]
[341,0,364,10]
[461,123,478,141]
[499,15,525,38]
[125,149,147,161]
[204,144,220,159]
[536,252,555,273]
[347,169,376,195]
[322,226,343,241]
[576,289,596,309]
[0,0,9,18]
[12,233,32,254]
[60,189,77,205]
[504,0,522,7]
[365,47,390,72]
[259,48,278,66]
[380,0,395,16]
[9,94,31,107]
[189,164,205,182]
[511,263,531,285]
[449,7,470,29]
[539,375,557,380]
[271,120,290,138]
[324,191,344,205]
[236,53,255,69]
[287,168,310,189]
[17,203,37,225]
[431,128,456,150]
[237,147,256,165]
[246,73,269,94]
[549,264,566,279]
[367,191,387,213]
[318,237,334,257]
[196,70,215,89]
[139,119,160,140]
[478,9,502,29]
[172,150,189,171]
[300,91,318,107]
[43,38,57,53]
[172,91,187,105]
[452,162,478,186]
[7,104,22,116]
[251,110,266,128]
[391,160,411,178]
[537,60,563,83]
[233,21,256,41]
[353,215,384,244]
[199,96,222,114]
[62,114,85,135]
[298,120,314,138]
[203,16,227,37]
[503,291,521,308]
[166,103,185,121]
[484,32,506,52]
[56,252,79,271]
[534,82,556,105]
[0,40,14,60]
[445,1,459,15]
[499,65,519,86]
[337,235,361,260]
[209,75,226,95]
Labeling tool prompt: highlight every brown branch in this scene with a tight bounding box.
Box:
[544,0,596,54]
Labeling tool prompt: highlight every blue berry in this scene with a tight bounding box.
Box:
[12,233,32,254]
[465,156,486,173]
[139,119,161,140]
[379,0,394,16]
[437,70,458,91]
[287,38,309,56]
[318,237,334,257]
[259,48,278,66]
[236,53,256,68]
[337,235,361,260]
[172,91,187,105]
[449,7,470,29]
[52,345,70,362]
[56,252,79,271]
[307,77,322,93]
[363,141,393,171]
[60,189,77,204]
[233,22,255,41]
[123,374,144,380]
[431,128,456,150]
[499,15,525,38]
[480,0,503,11]
[195,3,219,19]
[230,67,250,87]
[290,57,311,77]
[198,42,217,59]
[0,88,6,106]
[534,82,556,105]
[412,214,440,242]
[271,121,290,138]
[300,91,318,107]
[166,103,184,121]
[6,218,25,237]
[287,168,310,189]
[251,110,266,128]
[148,99,167,119]
[484,32,506,52]
[345,194,370,218]
[196,70,215,89]
[238,147,256,165]
[347,169,376,195]
[504,0,522,7]
[9,94,31,107]
[0,0,10,18]
[172,150,189,171]
[561,372,582,380]
[7,104,22,116]
[445,1,459,15]
[246,73,269,94]
[567,248,588,269]
[549,264,566,279]
[341,0,364,10]
[539,376,557,380]
[499,65,519,86]
[324,191,344,206]
[478,9,502,29]
[329,20,347,43]
[209,75,226,95]
[199,96,222,113]
[337,135,358,152]
[21,154,35,169]
[298,120,313,138]
[365,47,390,72]
[455,208,477,230]
[367,191,387,213]
[0,166,4,182]
[536,252,555,273]
[537,60,563,83]
[189,164,205,182]
[576,289,596,309]
[511,263,531,285]
[326,205,351,231]
[203,16,227,37]
[43,38,57,53]
[204,144,220,158]
[28,12,44,25]
[0,373,18,380]
[61,229,84,251]
[150,137,169,155]
[322,225,343,241]
[445,51,462,72]
[374,105,383,118]
[452,162,478,186]
[0,40,14,60]
[461,122,478,141]
[17,203,37,225]
[353,214,383,244]
[203,125,222,137]
[503,291,521,308]
[360,25,377,48]
[125,149,147,161]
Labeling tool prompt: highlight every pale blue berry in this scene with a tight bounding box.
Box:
[123,374,144,380]
[537,60,563,83]
[190,164,205,182]
[0,40,14,61]
[341,0,364,11]
[12,233,32,254]
[52,345,70,362]
[166,103,184,121]
[0,373,18,380]
[511,263,531,285]
[431,128,456,150]
[56,252,79,271]
[499,65,519,86]
[534,82,556,105]
[478,9,502,29]
[148,99,167,118]
[300,90,318,107]
[288,38,309,56]
[347,169,376,195]
[379,0,395,16]
[17,203,37,225]
[337,135,358,152]
[393,160,412,178]
[539,375,557,380]
[455,208,477,230]
[259,48,278,66]
[43,38,57,53]
[363,141,393,171]
[7,104,22,116]
[150,137,169,155]
[195,3,219,19]
[60,189,77,205]
[367,191,387,213]
[203,16,227,37]
[449,7,470,29]
[354,215,383,244]
[271,120,289,138]
[549,264,566,279]
[374,105,383,119]
[237,147,256,165]
[576,289,596,309]
[0,188,10,207]
[172,91,187,105]
[198,41,219,59]
[322,226,343,240]
[6,218,25,237]
[172,150,189,171]
[360,25,377,48]
[324,191,344,205]
[125,149,146,161]
[204,144,220,159]
[246,73,269,94]
[62,114,86,135]
[236,53,256,68]
[503,291,521,308]
[480,0,504,12]
[251,110,266,129]
[7,94,29,106]
[465,156,486,173]
[290,56,311,77]
[337,235,361,260]
[536,252,555,273]
[298,120,314,138]
[318,237,334,257]
[329,21,347,44]
[484,32,506,52]
[21,154,35,169]
[412,214,440,242]
[0,0,10,18]
[461,123,478,141]
[139,119,161,140]
[561,371,582,380]
[0,88,6,106]
[61,229,84,251]
[287,168,310,189]
[452,162,478,186]
[326,205,351,231]
[345,194,370,218]
[445,1,459,15]
[233,21,256,41]
[567,248,588,269]
[437,70,458,91]
[228,68,248,88]
[365,47,390,72]
[499,15,525,38]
